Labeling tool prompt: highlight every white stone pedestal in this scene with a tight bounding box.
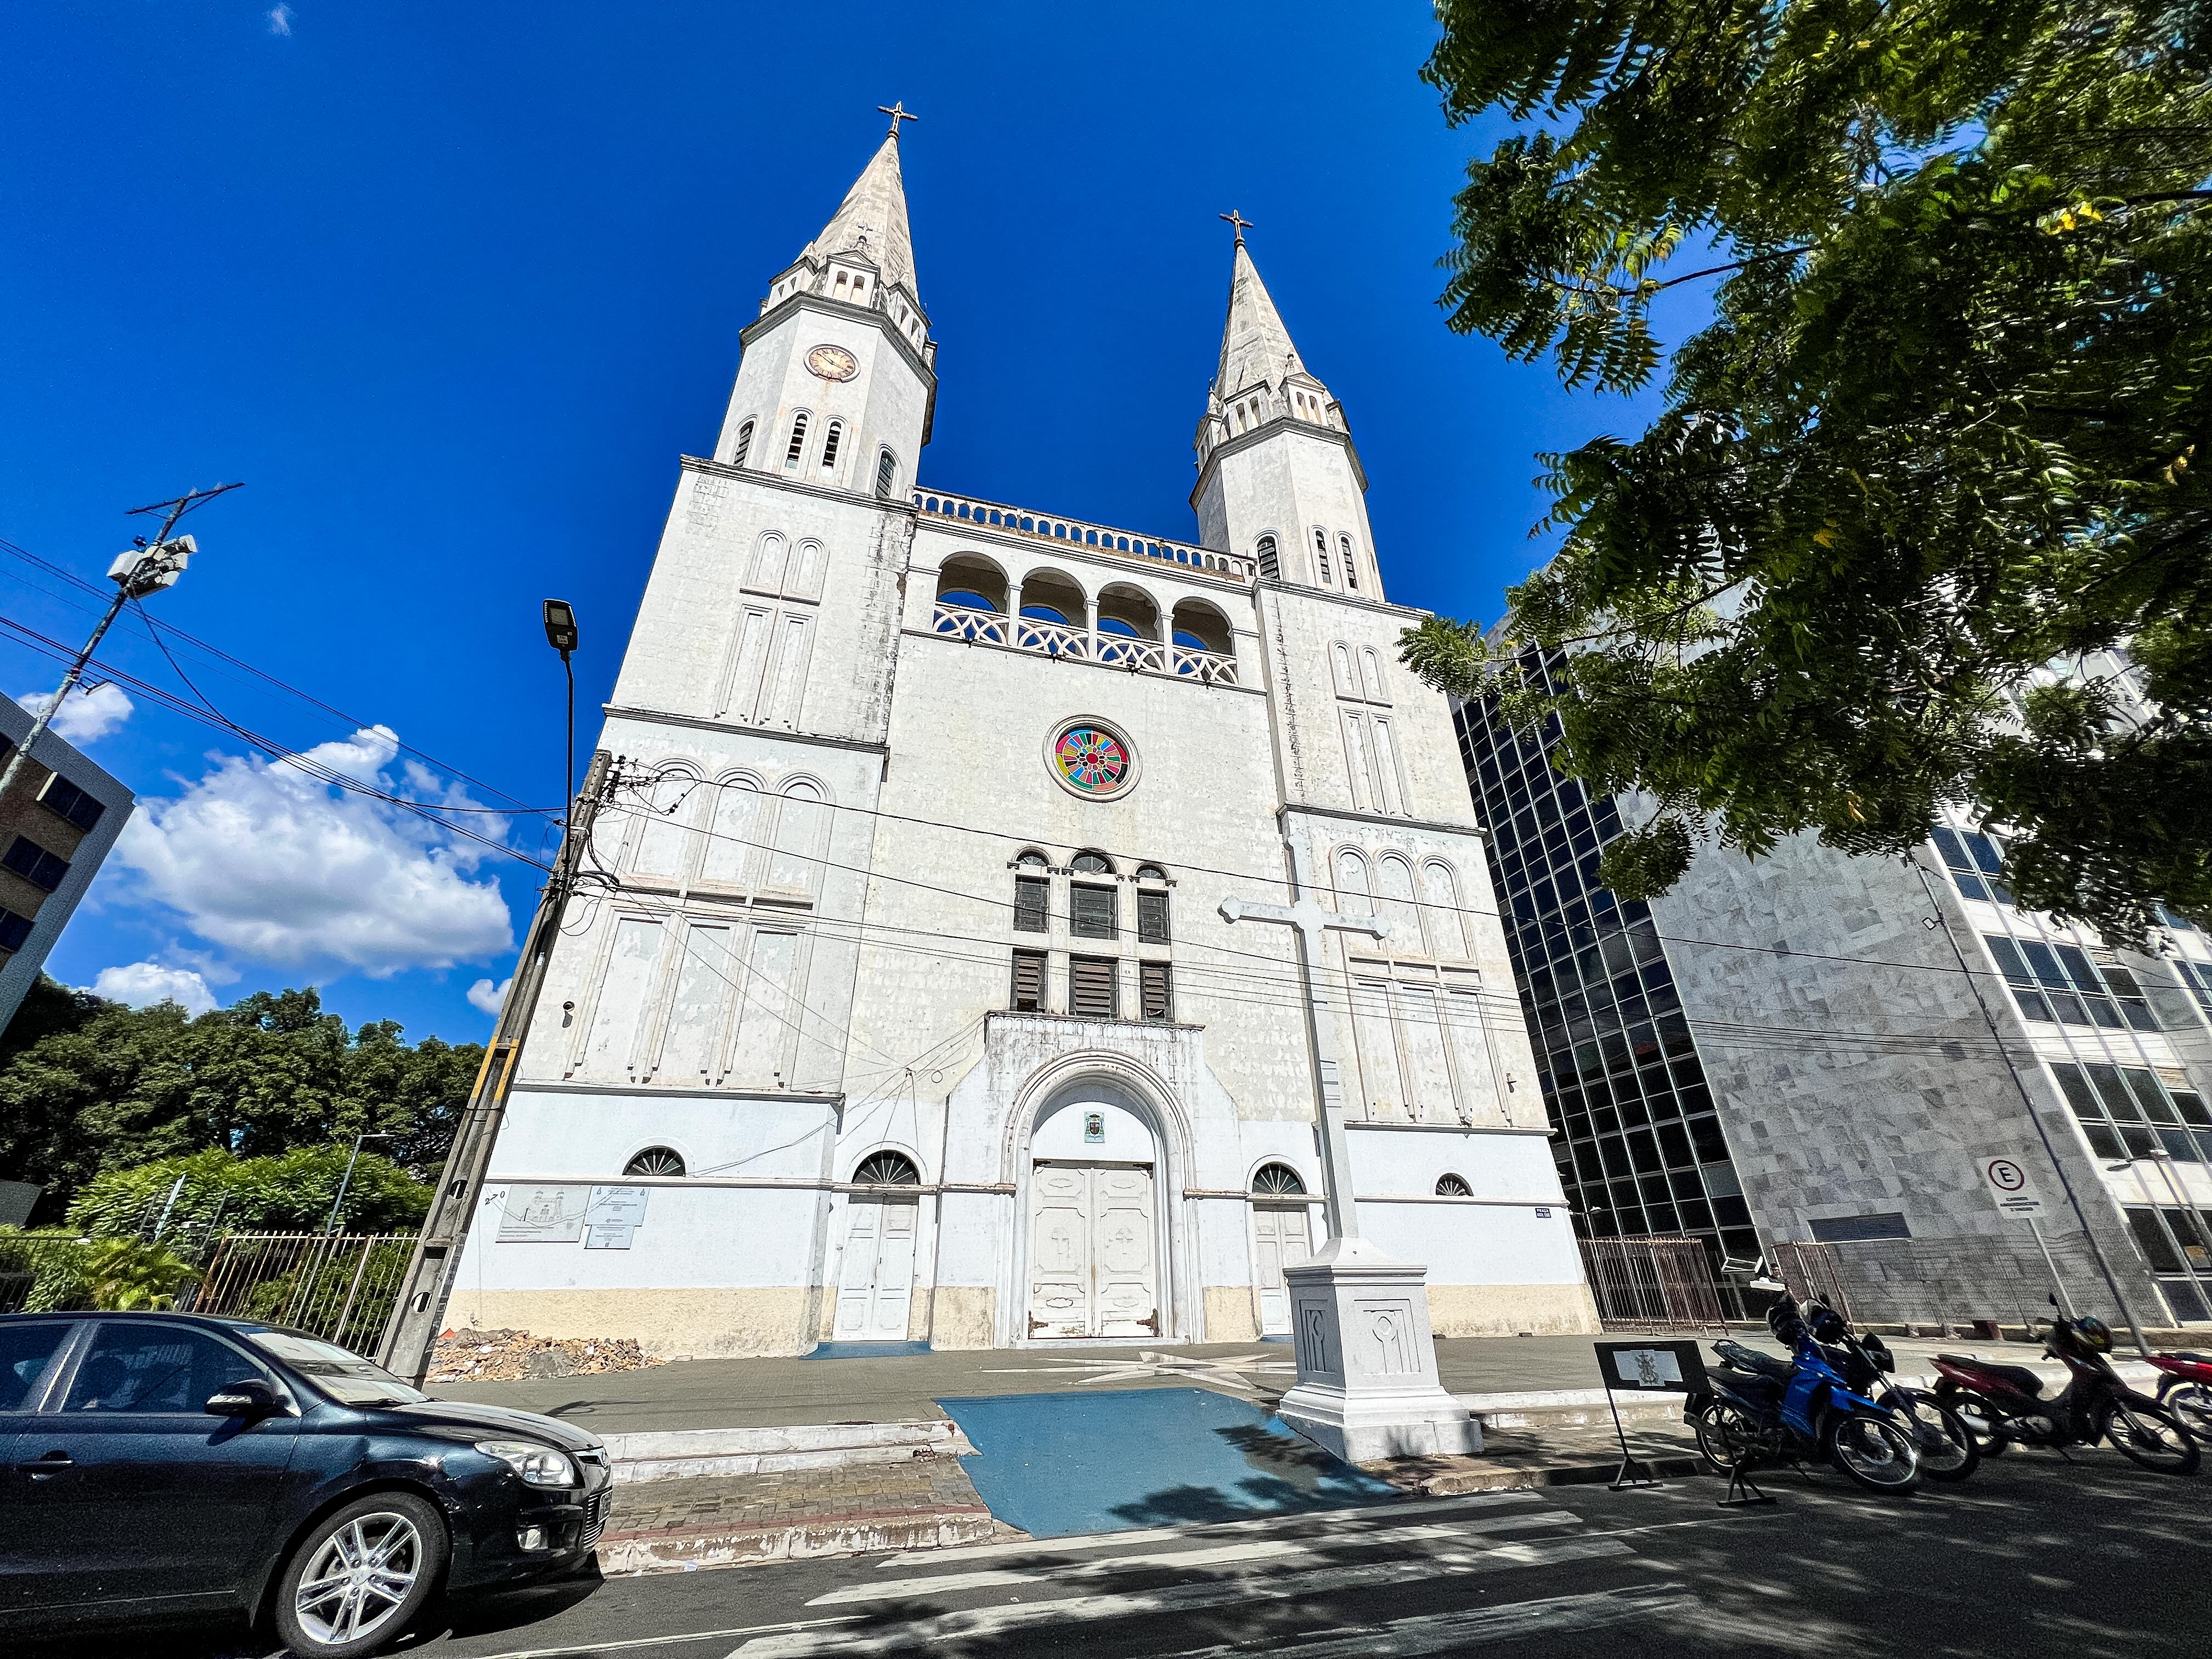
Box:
[1273,1238,1482,1463]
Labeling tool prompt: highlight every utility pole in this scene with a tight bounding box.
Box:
[377,749,612,1383]
[0,483,240,805]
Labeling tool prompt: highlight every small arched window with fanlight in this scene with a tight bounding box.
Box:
[1252,1163,1306,1197]
[624,1146,686,1178]
[875,448,898,499]
[784,412,810,470]
[1255,535,1279,580]
[1435,1173,1472,1198]
[853,1150,921,1187]
[732,419,755,467]
[819,419,844,473]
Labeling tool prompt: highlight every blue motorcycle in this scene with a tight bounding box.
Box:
[1686,1297,1923,1495]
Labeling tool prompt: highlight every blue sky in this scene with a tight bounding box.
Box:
[0,3,1685,1044]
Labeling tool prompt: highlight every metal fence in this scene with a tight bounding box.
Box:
[1770,1236,2092,1335]
[0,1233,87,1314]
[1579,1235,1733,1331]
[182,1233,413,1352]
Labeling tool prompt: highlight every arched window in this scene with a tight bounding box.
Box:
[1016,849,1049,868]
[876,448,898,499]
[768,780,831,890]
[628,769,698,881]
[1253,1162,1306,1195]
[1071,849,1114,874]
[733,420,755,467]
[625,1146,686,1177]
[1255,535,1279,580]
[820,419,844,472]
[698,776,763,887]
[1435,1173,1472,1198]
[1333,848,1373,915]
[1421,861,1468,958]
[1014,851,1048,933]
[1314,529,1333,585]
[1340,535,1359,591]
[1022,603,1070,624]
[750,531,788,590]
[1376,854,1421,945]
[1136,864,1167,882]
[853,1150,921,1186]
[939,588,996,611]
[784,412,810,470]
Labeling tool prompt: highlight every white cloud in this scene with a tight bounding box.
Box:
[92,961,218,1017]
[267,4,294,36]
[115,725,516,977]
[16,682,133,744]
[467,975,512,1017]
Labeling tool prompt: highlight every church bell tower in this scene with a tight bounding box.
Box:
[1190,219,1382,602]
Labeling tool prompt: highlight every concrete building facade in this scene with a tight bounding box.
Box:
[448,131,1596,1357]
[1458,646,2212,1330]
[0,696,133,1037]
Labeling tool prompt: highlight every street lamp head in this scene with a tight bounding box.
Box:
[542,599,579,656]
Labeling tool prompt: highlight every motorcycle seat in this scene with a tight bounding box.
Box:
[1714,1341,1795,1381]
[1939,1356,2043,1397]
[2169,1351,2209,1364]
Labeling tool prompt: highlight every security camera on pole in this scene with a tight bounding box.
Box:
[0,483,240,806]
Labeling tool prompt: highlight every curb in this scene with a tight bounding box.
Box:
[606,1420,975,1483]
[596,1506,1003,1575]
[1400,1454,1711,1496]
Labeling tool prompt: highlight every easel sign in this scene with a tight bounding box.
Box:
[1593,1340,1708,1489]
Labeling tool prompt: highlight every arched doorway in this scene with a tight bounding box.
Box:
[833,1151,922,1342]
[1025,1096,1161,1339]
[1249,1163,1313,1335]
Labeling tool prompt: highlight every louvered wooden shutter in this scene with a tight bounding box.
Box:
[1070,956,1117,1019]
[1137,890,1170,944]
[1140,961,1172,1022]
[1014,876,1048,933]
[1071,884,1118,939]
[1010,949,1046,1011]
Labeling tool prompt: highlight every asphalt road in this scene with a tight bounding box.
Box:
[38,1450,2211,1658]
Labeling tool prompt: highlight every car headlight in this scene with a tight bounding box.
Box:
[474,1439,579,1488]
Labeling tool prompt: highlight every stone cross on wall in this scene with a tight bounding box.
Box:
[1221,835,1387,1243]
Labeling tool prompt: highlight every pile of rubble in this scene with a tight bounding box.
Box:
[426,1327,665,1383]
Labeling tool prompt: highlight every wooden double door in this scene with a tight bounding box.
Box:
[1026,1161,1159,1339]
[833,1196,918,1342]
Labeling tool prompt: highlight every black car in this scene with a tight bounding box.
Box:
[0,1310,612,1657]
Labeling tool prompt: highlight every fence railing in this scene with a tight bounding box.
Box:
[0,1233,91,1314]
[1770,1236,2100,1335]
[182,1233,413,1352]
[1579,1235,1731,1332]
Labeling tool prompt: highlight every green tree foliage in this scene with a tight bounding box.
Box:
[0,1231,196,1311]
[0,978,478,1223]
[65,1146,431,1240]
[1408,0,2211,939]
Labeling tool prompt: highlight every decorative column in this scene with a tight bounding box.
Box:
[1219,825,1482,1462]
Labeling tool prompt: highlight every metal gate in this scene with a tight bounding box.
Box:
[1578,1235,1728,1331]
[184,1233,411,1352]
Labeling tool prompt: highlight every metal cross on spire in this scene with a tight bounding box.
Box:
[879,101,920,139]
[1218,208,1255,244]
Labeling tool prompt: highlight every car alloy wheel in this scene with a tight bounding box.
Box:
[274,1492,448,1658]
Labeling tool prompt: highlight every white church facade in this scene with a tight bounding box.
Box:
[448,127,1598,1357]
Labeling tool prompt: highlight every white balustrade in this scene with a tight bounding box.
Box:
[911,488,1250,583]
[1014,616,1088,658]
[1172,646,1239,686]
[1097,635,1168,673]
[933,603,1007,645]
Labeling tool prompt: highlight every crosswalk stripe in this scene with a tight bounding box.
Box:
[874,1489,1550,1568]
[732,1535,1637,1657]
[1157,1585,1696,1658]
[811,1511,1579,1606]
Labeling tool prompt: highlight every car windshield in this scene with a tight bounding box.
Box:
[247,1331,429,1407]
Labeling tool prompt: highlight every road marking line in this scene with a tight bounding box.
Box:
[873,1489,1548,1567]
[1160,1585,1697,1658]
[733,1536,1637,1656]
[458,1615,865,1659]
[812,1512,1578,1606]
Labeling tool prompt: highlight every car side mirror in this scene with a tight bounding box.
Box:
[205,1378,280,1418]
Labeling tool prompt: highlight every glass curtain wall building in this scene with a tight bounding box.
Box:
[1452,655,1759,1273]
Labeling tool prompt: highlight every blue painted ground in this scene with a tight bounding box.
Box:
[936,1386,1406,1538]
[802,1341,933,1360]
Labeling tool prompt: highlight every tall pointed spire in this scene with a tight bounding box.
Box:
[1214,238,1305,403]
[798,131,920,304]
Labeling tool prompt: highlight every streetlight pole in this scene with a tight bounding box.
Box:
[542,600,579,824]
[0,483,240,805]
[324,1130,391,1235]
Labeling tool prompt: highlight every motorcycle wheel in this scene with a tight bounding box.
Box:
[1827,1408,1922,1494]
[1888,1389,1979,1482]
[2103,1399,2201,1475]
[1694,1400,1763,1472]
[1946,1390,2007,1457]
[2157,1379,2212,1443]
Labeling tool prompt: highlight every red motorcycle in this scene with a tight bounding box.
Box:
[2146,1350,2212,1441]
[1929,1310,2198,1475]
